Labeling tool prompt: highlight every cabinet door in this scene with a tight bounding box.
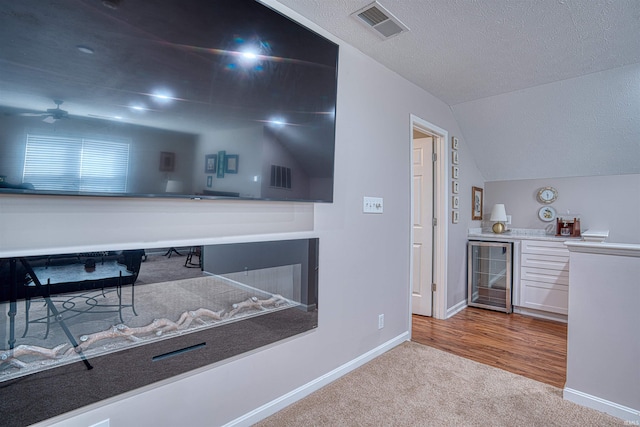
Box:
[520,280,568,314]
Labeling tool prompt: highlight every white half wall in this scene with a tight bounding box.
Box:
[564,242,640,422]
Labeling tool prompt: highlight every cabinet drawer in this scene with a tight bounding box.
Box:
[521,253,569,272]
[521,266,569,285]
[520,279,568,314]
[521,239,569,256]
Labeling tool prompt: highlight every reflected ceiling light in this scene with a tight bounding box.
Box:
[130,104,146,112]
[242,51,257,60]
[269,118,286,127]
[102,0,122,10]
[150,89,174,104]
[76,45,94,54]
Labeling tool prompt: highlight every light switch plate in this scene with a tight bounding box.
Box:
[363,196,383,214]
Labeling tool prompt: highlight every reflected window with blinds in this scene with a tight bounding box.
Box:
[23,134,130,193]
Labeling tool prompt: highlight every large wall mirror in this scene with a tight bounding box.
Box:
[0,0,338,202]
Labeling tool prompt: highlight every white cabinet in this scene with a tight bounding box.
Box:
[519,240,569,315]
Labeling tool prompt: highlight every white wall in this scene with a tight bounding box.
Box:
[485,174,640,244]
[447,133,485,308]
[0,2,479,426]
[452,62,640,182]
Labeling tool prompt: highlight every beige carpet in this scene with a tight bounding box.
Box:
[256,341,624,426]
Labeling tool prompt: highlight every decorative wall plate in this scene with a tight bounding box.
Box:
[537,186,558,204]
[538,206,556,222]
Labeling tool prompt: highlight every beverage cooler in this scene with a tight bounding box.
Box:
[467,240,513,313]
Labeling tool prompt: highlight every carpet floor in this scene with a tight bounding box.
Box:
[256,341,624,426]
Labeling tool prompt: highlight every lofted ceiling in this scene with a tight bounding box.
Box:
[275,0,640,181]
[275,0,640,105]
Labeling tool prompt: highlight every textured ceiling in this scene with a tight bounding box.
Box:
[275,0,640,105]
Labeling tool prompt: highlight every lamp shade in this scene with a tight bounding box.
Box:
[490,204,507,222]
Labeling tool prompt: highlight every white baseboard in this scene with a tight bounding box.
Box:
[224,332,410,427]
[563,387,640,423]
[513,306,567,323]
[446,300,467,318]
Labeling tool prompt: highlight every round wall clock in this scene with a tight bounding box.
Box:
[537,186,558,204]
[538,206,556,222]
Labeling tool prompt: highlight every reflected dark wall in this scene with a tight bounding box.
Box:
[0,0,337,201]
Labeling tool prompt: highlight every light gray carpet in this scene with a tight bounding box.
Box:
[256,341,624,426]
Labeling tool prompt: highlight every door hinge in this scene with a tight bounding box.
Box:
[432,218,437,227]
[432,152,437,162]
[431,283,437,292]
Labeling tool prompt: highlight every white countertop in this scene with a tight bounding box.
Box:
[468,228,583,242]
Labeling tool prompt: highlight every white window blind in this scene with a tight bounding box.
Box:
[23,134,130,193]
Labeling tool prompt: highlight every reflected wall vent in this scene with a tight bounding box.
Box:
[351,1,409,39]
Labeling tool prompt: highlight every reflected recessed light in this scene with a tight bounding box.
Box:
[77,45,94,54]
[150,89,174,104]
[102,0,121,10]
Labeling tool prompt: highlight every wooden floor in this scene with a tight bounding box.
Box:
[412,307,567,388]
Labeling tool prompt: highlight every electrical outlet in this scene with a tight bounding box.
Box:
[363,196,384,214]
[378,314,384,329]
[506,215,512,225]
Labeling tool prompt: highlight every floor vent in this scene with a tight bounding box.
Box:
[351,1,409,40]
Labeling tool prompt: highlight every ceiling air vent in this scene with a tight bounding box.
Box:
[351,1,409,40]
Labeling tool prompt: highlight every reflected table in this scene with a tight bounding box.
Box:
[27,261,137,338]
[5,258,137,370]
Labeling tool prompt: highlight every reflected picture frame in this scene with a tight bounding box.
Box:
[205,154,217,173]
[160,152,175,172]
[225,154,239,174]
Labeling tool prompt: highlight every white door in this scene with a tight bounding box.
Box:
[412,133,434,316]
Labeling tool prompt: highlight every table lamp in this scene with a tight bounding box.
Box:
[490,204,508,233]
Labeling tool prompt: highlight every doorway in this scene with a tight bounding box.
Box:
[412,130,434,316]
[410,115,448,320]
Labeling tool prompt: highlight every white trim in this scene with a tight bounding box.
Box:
[565,241,640,258]
[446,299,467,318]
[512,306,568,323]
[409,115,448,320]
[563,387,640,423]
[0,230,318,258]
[224,332,410,427]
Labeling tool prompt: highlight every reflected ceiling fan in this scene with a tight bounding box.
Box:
[20,99,70,123]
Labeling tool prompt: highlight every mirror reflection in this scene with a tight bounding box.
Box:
[0,241,318,383]
[0,0,338,201]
